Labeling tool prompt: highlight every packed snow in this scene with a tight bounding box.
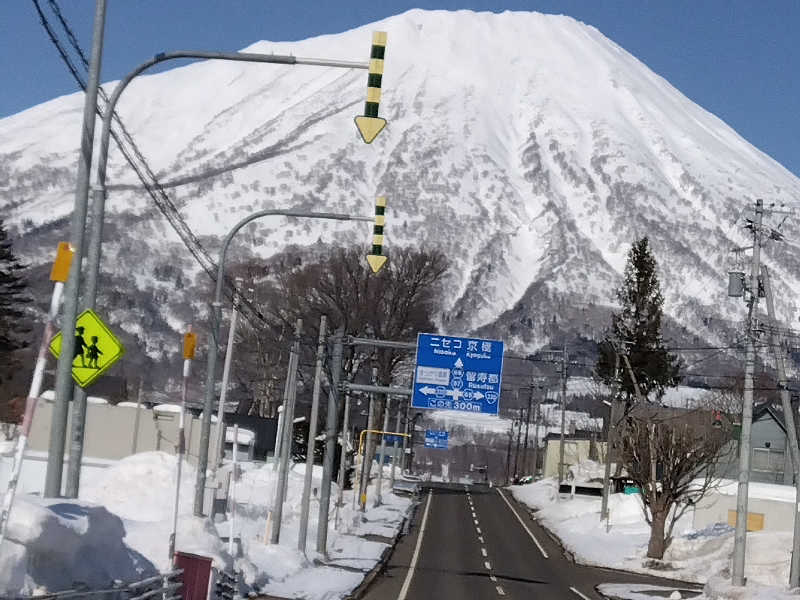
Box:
[0,451,411,597]
[510,474,798,599]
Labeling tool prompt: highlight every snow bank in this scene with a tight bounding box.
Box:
[0,496,156,594]
[1,452,410,598]
[510,477,795,596]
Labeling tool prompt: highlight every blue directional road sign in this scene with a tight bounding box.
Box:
[412,333,504,415]
[424,430,449,449]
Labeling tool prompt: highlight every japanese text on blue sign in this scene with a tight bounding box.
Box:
[412,333,504,415]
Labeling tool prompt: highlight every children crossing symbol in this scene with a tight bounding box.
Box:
[49,309,125,388]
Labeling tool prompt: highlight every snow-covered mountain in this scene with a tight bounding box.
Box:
[3,9,800,373]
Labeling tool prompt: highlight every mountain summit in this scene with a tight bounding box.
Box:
[2,9,799,365]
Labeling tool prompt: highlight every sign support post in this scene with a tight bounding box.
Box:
[0,243,73,546]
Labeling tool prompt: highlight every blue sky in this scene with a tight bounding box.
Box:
[2,1,799,177]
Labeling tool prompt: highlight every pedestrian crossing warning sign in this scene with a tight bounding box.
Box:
[49,309,125,388]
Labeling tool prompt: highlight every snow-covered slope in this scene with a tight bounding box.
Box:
[3,9,799,366]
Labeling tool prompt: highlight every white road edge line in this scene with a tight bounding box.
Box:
[495,585,506,596]
[569,586,592,600]
[496,488,549,559]
[397,490,433,600]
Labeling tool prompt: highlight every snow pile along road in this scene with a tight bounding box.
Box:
[510,476,794,596]
[0,451,411,598]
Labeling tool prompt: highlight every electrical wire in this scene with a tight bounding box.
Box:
[33,0,269,330]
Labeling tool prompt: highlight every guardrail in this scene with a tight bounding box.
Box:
[0,569,183,600]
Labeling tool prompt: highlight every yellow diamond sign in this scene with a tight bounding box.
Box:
[49,309,125,388]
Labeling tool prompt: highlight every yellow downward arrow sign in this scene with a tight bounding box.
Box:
[354,116,387,144]
[366,254,388,273]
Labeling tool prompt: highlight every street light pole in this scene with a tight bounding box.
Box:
[45,0,108,499]
[59,48,371,500]
[193,209,371,515]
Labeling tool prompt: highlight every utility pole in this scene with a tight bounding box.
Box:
[732,198,764,587]
[390,400,402,487]
[532,386,544,480]
[374,396,391,506]
[270,319,302,544]
[512,402,523,482]
[761,265,800,586]
[558,344,568,486]
[523,388,533,475]
[317,328,344,555]
[298,316,327,553]
[334,387,352,530]
[601,350,621,522]
[359,368,378,511]
[505,425,513,486]
[212,279,243,474]
[46,0,108,499]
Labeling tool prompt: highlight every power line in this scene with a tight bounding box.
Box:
[33,0,269,330]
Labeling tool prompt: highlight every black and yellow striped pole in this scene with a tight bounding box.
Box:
[366,196,388,273]
[354,31,388,144]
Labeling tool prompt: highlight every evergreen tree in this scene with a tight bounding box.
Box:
[595,237,680,402]
[0,219,31,387]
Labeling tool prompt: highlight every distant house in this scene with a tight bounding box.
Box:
[716,401,795,485]
[542,430,605,479]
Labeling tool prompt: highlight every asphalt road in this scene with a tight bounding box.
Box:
[360,483,701,600]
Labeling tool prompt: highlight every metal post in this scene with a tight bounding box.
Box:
[132,379,143,454]
[601,352,620,521]
[761,265,800,586]
[195,210,371,516]
[512,392,522,481]
[0,279,65,546]
[213,286,242,472]
[401,401,410,473]
[359,369,378,511]
[229,424,238,557]
[505,427,513,486]
[523,389,532,475]
[732,198,764,587]
[532,389,542,479]
[270,319,302,544]
[317,328,344,555]
[299,316,327,552]
[45,0,108,499]
[374,396,391,507]
[273,406,284,468]
[390,401,402,487]
[169,339,192,562]
[558,345,568,487]
[334,387,352,530]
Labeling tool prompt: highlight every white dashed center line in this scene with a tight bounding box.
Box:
[484,560,492,570]
[476,526,482,534]
[489,575,497,583]
[495,585,506,596]
[481,547,488,557]
[478,535,484,544]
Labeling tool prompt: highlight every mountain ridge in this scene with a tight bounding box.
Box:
[3,8,799,387]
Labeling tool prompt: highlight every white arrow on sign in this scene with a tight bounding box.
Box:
[418,387,466,399]
[454,358,464,368]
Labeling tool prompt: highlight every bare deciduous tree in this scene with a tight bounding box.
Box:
[619,403,732,559]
